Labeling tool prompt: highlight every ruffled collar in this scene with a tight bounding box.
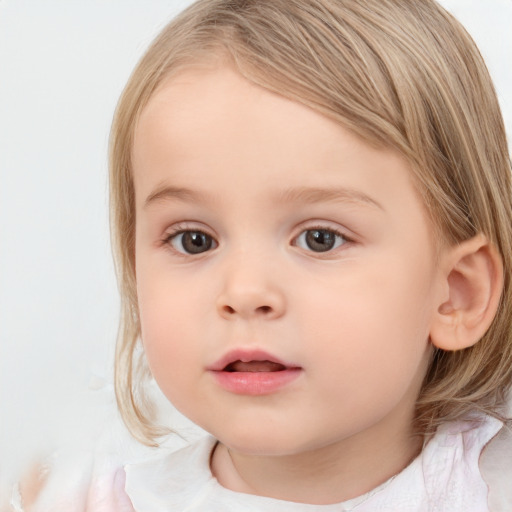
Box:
[125,415,504,511]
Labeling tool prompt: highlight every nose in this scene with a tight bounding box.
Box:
[216,255,286,321]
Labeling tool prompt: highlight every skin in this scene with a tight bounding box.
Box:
[133,64,448,505]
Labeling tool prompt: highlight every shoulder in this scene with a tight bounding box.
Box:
[8,412,186,512]
[421,413,512,511]
[10,442,139,512]
[355,414,508,512]
[10,434,202,512]
[124,435,218,511]
[480,419,512,511]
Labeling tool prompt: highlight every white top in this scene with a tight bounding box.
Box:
[124,415,510,511]
[12,414,512,511]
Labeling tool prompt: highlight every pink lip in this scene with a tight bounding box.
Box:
[208,349,296,371]
[208,349,302,396]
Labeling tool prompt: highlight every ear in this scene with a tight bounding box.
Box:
[430,235,503,351]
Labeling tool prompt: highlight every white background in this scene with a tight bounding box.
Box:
[1,0,511,492]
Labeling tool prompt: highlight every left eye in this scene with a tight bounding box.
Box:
[168,230,216,254]
[294,229,346,253]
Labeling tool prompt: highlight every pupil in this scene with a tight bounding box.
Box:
[183,232,212,254]
[306,230,335,252]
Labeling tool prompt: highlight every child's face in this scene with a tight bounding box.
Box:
[133,65,442,457]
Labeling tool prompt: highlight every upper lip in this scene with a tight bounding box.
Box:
[207,348,300,372]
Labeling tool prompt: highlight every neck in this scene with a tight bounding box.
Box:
[211,413,422,505]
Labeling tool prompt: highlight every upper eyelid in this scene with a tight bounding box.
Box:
[291,223,353,241]
[161,225,218,251]
[161,221,354,243]
[164,223,216,238]
[292,227,349,246]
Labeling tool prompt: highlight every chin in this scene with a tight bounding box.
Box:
[212,425,318,457]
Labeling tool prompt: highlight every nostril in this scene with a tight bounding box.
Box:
[221,304,273,315]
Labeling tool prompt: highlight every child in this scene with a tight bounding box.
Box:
[15,0,512,510]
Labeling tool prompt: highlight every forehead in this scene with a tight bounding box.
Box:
[134,67,409,185]
[133,65,350,173]
[132,66,432,237]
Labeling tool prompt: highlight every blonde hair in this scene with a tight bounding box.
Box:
[109,0,512,445]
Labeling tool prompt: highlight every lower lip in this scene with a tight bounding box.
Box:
[210,369,302,395]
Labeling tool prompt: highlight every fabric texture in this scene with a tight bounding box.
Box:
[12,414,511,511]
[123,414,507,511]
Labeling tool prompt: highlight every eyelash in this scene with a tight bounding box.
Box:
[161,224,352,256]
[292,225,350,254]
[161,225,217,256]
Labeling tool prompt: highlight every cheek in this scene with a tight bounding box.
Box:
[136,266,201,394]
[299,255,435,388]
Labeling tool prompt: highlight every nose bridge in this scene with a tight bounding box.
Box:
[216,243,286,320]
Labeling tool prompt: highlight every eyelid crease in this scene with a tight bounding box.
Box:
[162,223,216,242]
[293,225,349,241]
[291,219,356,241]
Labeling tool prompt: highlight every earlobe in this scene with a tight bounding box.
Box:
[430,235,503,351]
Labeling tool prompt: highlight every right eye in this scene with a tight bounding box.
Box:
[294,228,347,253]
[167,230,217,255]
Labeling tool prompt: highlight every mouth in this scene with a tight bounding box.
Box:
[209,349,299,373]
[223,360,287,373]
[208,349,302,395]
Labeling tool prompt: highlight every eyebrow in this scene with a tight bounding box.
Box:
[144,184,384,211]
[277,186,384,211]
[144,185,209,208]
